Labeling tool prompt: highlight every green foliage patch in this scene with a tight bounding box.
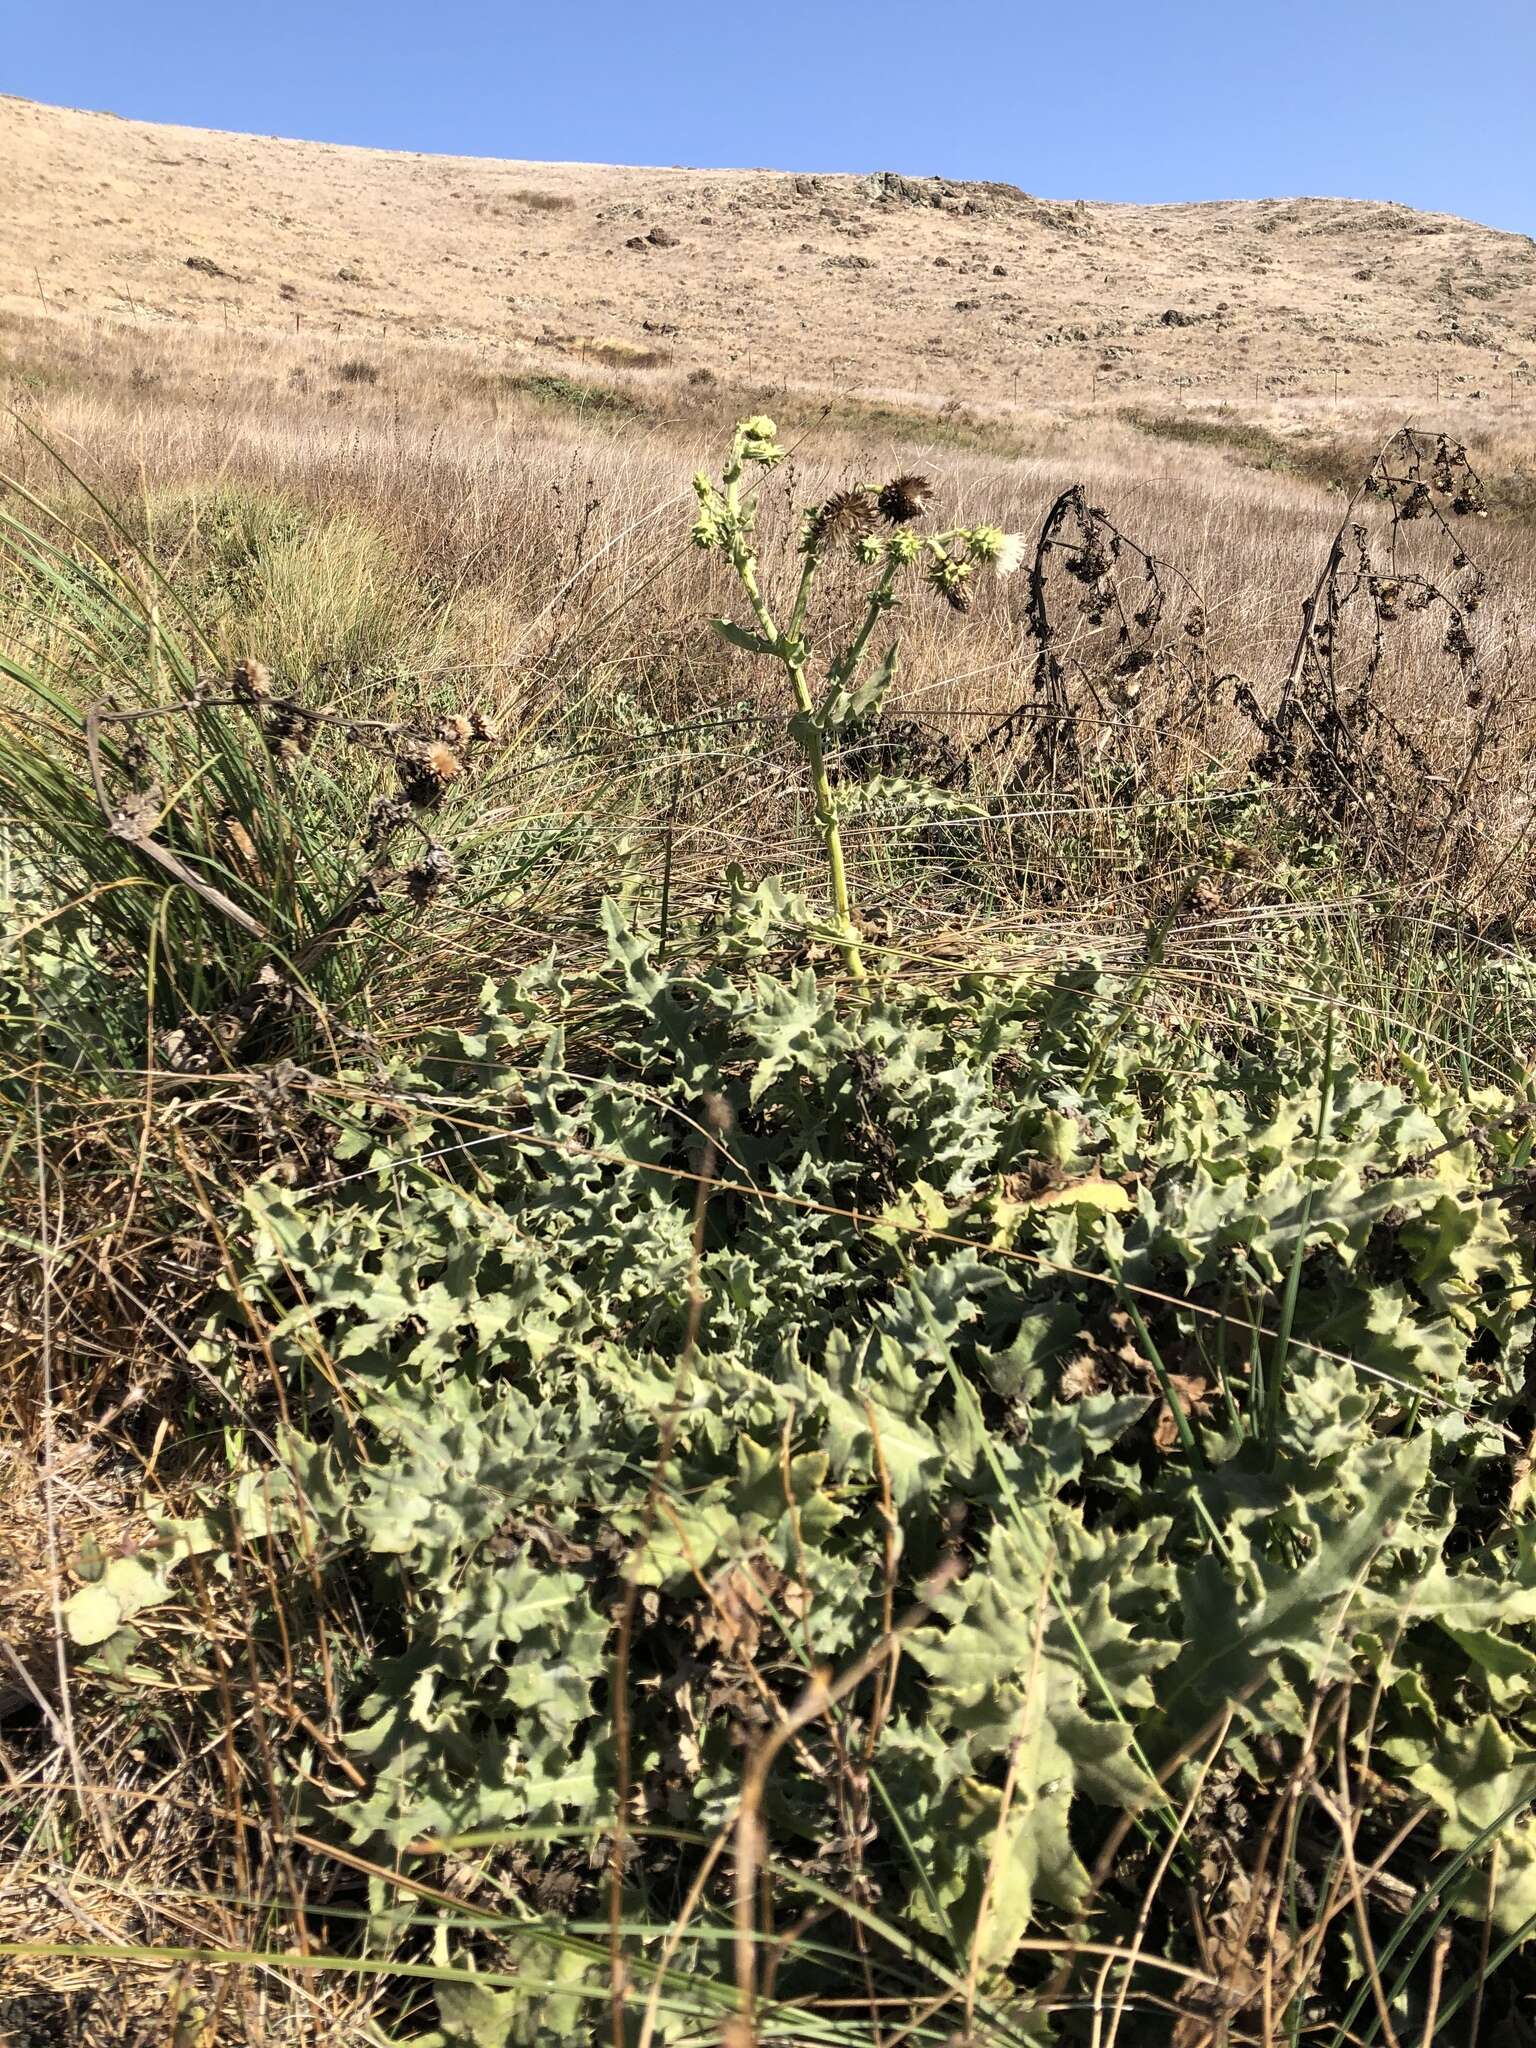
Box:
[88,880,1536,2039]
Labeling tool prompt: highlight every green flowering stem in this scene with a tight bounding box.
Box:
[717,451,869,988]
[695,423,1024,987]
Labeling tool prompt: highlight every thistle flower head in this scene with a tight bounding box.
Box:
[437,713,476,747]
[966,526,1027,577]
[878,474,934,525]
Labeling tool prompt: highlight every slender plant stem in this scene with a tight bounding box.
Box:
[723,467,867,984]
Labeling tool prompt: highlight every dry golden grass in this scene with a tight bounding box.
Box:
[6,302,1532,909]
[5,91,1536,416]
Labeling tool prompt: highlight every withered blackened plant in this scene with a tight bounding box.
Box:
[691,418,1022,982]
[984,484,1213,782]
[1239,426,1500,855]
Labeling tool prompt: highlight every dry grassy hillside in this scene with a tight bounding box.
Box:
[4,91,1535,411]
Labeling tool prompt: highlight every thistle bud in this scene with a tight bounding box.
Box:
[925,553,974,612]
[735,416,784,466]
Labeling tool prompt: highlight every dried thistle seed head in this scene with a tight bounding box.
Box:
[264,703,306,746]
[109,787,164,843]
[397,739,462,806]
[437,713,476,747]
[877,474,933,525]
[358,869,392,916]
[808,488,876,552]
[405,845,455,906]
[364,795,415,852]
[230,657,273,702]
[468,711,500,744]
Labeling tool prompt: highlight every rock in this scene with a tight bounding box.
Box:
[1160,307,1195,326]
[185,255,225,277]
[646,226,679,248]
[624,236,648,251]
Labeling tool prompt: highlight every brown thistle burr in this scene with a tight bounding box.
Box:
[397,738,463,807]
[877,474,933,525]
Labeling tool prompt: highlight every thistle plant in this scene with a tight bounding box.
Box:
[691,416,1022,982]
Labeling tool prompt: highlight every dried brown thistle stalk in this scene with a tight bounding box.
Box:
[1236,427,1500,864]
[982,484,1216,785]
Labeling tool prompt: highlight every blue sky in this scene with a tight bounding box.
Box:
[6,0,1534,233]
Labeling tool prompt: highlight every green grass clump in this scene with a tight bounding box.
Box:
[509,370,641,417]
[1122,406,1305,474]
